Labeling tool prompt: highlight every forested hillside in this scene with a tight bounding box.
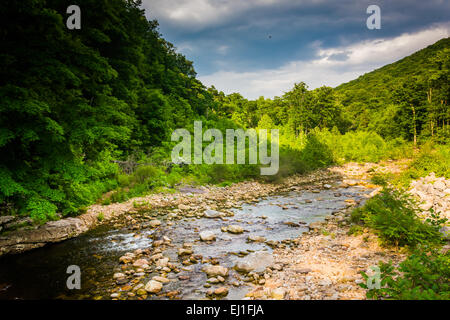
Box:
[336,38,450,141]
[210,38,449,143]
[0,0,215,220]
[0,0,448,222]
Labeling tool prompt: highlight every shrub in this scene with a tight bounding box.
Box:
[132,165,161,185]
[351,186,444,248]
[361,248,450,300]
[400,143,450,183]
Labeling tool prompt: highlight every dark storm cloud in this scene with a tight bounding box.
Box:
[140,0,450,98]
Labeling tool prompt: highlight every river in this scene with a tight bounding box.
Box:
[0,184,371,300]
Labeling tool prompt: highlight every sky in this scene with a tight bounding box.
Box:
[141,0,450,99]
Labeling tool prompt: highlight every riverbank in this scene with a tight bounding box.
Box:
[245,159,450,300]
[0,164,343,256]
[245,205,406,300]
[5,158,445,300]
[0,160,410,257]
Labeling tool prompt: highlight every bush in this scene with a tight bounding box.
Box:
[132,166,161,185]
[361,248,450,300]
[400,143,450,183]
[299,132,335,169]
[351,186,444,248]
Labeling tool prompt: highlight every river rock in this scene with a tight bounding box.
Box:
[133,259,149,268]
[156,257,169,268]
[247,235,266,242]
[116,277,128,285]
[202,265,229,277]
[204,209,222,218]
[178,248,193,256]
[119,253,135,264]
[113,272,126,279]
[152,276,170,284]
[226,225,244,234]
[271,288,286,300]
[284,222,300,227]
[149,219,161,228]
[234,261,254,273]
[144,280,163,293]
[178,204,189,210]
[214,287,229,297]
[199,231,216,241]
[207,277,219,284]
[238,251,273,273]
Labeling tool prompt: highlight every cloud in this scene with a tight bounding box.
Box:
[199,24,450,99]
[142,0,309,29]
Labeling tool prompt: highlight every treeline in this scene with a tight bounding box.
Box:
[209,38,450,144]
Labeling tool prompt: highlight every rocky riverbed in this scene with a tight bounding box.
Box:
[0,167,342,256]
[0,162,378,300]
[2,159,445,300]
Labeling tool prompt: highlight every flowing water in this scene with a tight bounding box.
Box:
[0,184,371,300]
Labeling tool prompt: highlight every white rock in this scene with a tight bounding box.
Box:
[271,288,285,300]
[199,231,216,241]
[204,209,223,218]
[156,257,169,268]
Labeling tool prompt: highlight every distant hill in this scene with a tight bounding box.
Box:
[335,37,450,135]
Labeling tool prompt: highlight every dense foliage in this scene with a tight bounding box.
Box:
[350,184,444,247]
[361,248,450,300]
[336,38,450,143]
[0,1,448,222]
[0,0,214,220]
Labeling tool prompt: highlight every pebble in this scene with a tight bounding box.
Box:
[199,231,216,241]
[225,225,244,234]
[144,280,163,293]
[214,287,229,297]
[202,265,229,277]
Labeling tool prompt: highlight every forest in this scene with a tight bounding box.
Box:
[0,0,448,222]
